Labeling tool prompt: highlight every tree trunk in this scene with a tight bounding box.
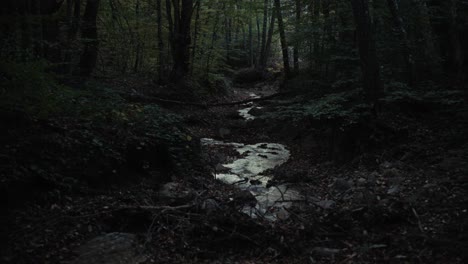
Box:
[190,0,201,75]
[156,0,164,83]
[259,0,269,69]
[386,0,413,85]
[262,6,276,68]
[79,0,100,77]
[206,11,220,74]
[350,0,383,106]
[448,0,463,82]
[293,0,301,73]
[274,0,291,78]
[248,0,254,67]
[165,0,175,62]
[169,0,193,83]
[133,0,141,73]
[63,0,81,74]
[313,0,320,69]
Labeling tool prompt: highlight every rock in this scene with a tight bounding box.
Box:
[333,178,352,192]
[387,185,400,195]
[275,207,290,220]
[388,176,404,186]
[315,200,335,209]
[250,179,262,185]
[218,128,231,138]
[232,190,257,207]
[215,163,230,173]
[158,182,194,205]
[380,161,393,169]
[352,192,365,204]
[382,168,401,179]
[378,198,390,207]
[71,233,146,264]
[248,107,266,117]
[202,199,220,214]
[357,178,367,186]
[368,171,379,186]
[311,247,341,256]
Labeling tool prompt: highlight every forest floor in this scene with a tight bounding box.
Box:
[1,76,467,263]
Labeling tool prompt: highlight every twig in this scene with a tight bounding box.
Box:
[412,207,425,233]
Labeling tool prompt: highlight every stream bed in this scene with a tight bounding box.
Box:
[201,94,302,221]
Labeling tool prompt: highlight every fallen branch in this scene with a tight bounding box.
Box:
[121,204,193,213]
[121,91,292,108]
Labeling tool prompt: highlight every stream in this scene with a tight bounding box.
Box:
[201,93,302,221]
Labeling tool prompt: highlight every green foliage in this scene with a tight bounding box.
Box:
[263,90,372,127]
[383,87,465,106]
[0,59,185,145]
[0,59,65,118]
[198,73,232,95]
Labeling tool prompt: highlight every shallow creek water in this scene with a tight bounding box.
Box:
[201,93,302,221]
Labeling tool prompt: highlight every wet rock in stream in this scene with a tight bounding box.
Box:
[201,138,302,221]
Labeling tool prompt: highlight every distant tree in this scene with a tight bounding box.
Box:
[350,0,383,107]
[79,0,100,77]
[293,0,302,73]
[166,0,193,83]
[386,0,413,85]
[274,0,291,78]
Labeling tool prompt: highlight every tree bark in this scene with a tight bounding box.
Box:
[259,0,269,69]
[156,0,164,83]
[248,0,254,67]
[262,6,276,68]
[350,0,383,106]
[190,0,201,75]
[386,0,413,85]
[168,0,193,83]
[79,0,100,77]
[293,0,301,73]
[313,0,320,69]
[274,0,291,78]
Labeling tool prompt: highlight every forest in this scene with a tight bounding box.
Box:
[0,0,467,263]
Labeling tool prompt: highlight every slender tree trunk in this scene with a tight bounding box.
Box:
[168,0,193,83]
[156,0,164,83]
[262,6,276,68]
[448,0,463,81]
[256,9,261,67]
[191,0,201,75]
[165,0,175,62]
[350,0,383,107]
[386,0,413,85]
[225,15,231,63]
[248,0,254,67]
[206,13,220,74]
[133,0,141,73]
[321,0,331,79]
[293,0,301,73]
[259,0,269,69]
[63,0,81,73]
[313,0,320,69]
[274,0,291,78]
[79,0,100,77]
